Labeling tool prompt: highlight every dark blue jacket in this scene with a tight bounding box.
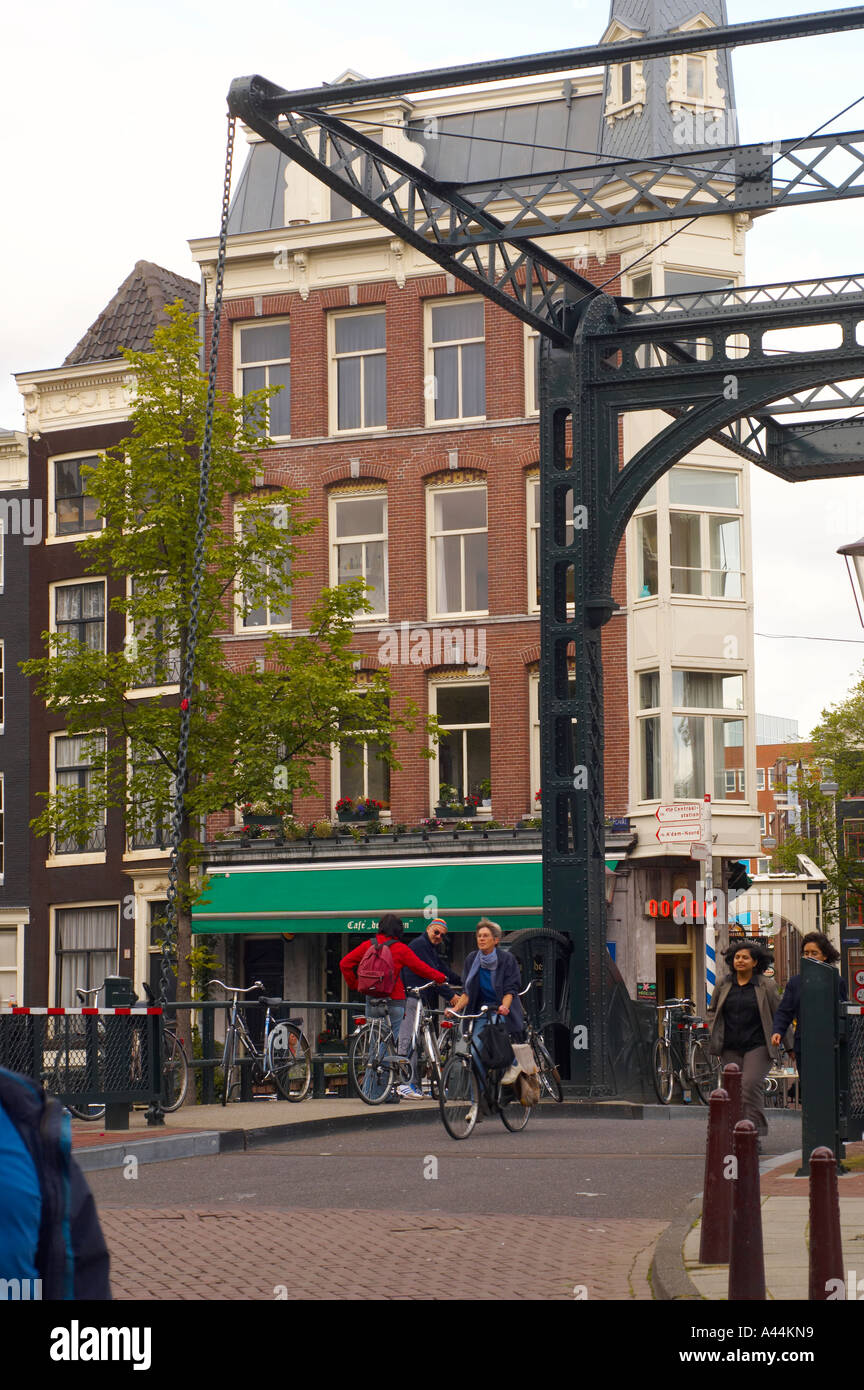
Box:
[0,1067,111,1299]
[772,972,848,1055]
[402,932,462,997]
[462,949,525,1036]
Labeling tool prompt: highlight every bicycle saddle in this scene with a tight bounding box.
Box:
[260,996,283,1007]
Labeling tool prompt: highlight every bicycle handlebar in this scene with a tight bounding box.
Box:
[208,979,265,996]
[77,986,101,1000]
[445,1004,494,1021]
[406,981,438,996]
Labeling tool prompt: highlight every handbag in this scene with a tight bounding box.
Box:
[478,1020,515,1070]
[515,1071,541,1107]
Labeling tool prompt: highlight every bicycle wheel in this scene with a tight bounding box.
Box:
[221,1027,238,1106]
[533,1036,563,1103]
[268,1023,312,1102]
[652,1038,674,1104]
[499,1081,533,1131]
[348,1021,395,1105]
[690,1039,718,1105]
[439,1056,479,1140]
[160,1031,189,1112]
[52,1026,106,1119]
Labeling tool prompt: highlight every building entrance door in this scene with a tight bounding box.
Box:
[243,937,284,1046]
[657,953,692,1007]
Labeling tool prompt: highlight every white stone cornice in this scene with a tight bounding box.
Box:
[0,430,29,489]
[14,361,136,436]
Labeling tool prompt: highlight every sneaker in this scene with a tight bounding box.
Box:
[397,1084,425,1100]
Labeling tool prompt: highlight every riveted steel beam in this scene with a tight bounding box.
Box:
[767,417,864,478]
[232,8,864,111]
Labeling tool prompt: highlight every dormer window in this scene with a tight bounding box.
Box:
[686,56,706,101]
[602,20,647,125]
[621,63,632,105]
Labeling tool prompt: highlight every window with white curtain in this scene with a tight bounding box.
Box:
[236,507,292,631]
[331,311,386,432]
[335,732,391,810]
[54,905,118,1007]
[127,575,181,687]
[668,467,743,599]
[330,492,388,617]
[52,581,106,652]
[237,321,291,438]
[671,670,745,802]
[528,475,574,612]
[53,733,107,854]
[128,744,174,851]
[429,485,488,617]
[427,299,485,423]
[0,925,18,1004]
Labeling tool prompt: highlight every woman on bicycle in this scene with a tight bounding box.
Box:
[706,939,781,1151]
[448,919,525,1081]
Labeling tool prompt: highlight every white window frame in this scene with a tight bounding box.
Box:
[328,308,387,436]
[49,577,107,656]
[47,730,107,866]
[759,813,767,834]
[233,505,293,634]
[524,322,539,416]
[331,730,392,820]
[47,452,103,543]
[424,297,486,426]
[529,672,541,814]
[767,767,776,790]
[527,474,576,616]
[234,318,291,440]
[125,739,174,859]
[328,489,388,621]
[668,467,744,601]
[756,767,765,791]
[430,678,491,814]
[0,917,25,1006]
[670,670,747,804]
[756,857,771,875]
[49,902,119,1009]
[124,575,181,696]
[427,482,488,620]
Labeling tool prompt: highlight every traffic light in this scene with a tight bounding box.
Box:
[727,859,752,893]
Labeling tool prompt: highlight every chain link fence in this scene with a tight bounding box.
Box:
[847,1005,864,1132]
[0,1009,161,1107]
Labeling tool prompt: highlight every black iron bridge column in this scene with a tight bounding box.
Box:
[539,308,617,1096]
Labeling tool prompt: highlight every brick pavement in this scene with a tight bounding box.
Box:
[101,1207,664,1301]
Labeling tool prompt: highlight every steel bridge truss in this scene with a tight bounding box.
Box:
[228,5,864,1095]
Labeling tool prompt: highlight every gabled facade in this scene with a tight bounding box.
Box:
[15,262,199,1005]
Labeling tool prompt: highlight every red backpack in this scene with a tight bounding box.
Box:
[356,939,398,997]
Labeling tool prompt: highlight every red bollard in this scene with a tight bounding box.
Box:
[722,1062,742,1130]
[809,1146,844,1300]
[728,1119,766,1301]
[699,1088,732,1264]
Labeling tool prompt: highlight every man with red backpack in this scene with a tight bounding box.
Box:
[340,914,447,1102]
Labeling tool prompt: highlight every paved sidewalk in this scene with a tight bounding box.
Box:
[102,1205,663,1301]
[670,1145,864,1301]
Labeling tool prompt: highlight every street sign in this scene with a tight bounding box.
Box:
[655,802,702,824]
[690,842,709,860]
[656,824,704,843]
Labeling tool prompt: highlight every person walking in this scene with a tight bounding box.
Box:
[707,940,781,1152]
[0,1066,111,1299]
[770,931,848,1083]
[340,914,446,1103]
[396,917,462,1100]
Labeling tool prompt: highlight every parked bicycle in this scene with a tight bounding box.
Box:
[520,983,563,1102]
[211,979,312,1105]
[348,998,400,1104]
[438,1004,536,1140]
[48,985,107,1121]
[135,982,189,1112]
[652,997,718,1105]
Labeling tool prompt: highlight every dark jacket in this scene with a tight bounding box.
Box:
[402,932,462,996]
[772,971,848,1055]
[462,949,525,1036]
[339,932,447,1001]
[0,1067,111,1299]
[706,974,781,1059]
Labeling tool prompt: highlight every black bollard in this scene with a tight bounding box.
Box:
[700,1087,732,1264]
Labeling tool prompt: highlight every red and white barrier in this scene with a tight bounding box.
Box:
[0,1006,162,1016]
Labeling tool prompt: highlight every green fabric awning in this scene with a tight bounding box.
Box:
[193,856,547,935]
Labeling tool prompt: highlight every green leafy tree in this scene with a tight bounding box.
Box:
[771,676,864,924]
[24,306,437,1002]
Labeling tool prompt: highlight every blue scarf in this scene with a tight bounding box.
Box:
[466,947,498,988]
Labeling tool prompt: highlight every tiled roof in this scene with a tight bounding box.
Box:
[64,261,199,366]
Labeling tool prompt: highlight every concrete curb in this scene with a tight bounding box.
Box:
[74,1097,644,1170]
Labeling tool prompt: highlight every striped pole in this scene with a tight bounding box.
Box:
[706,925,717,1010]
[703,793,716,1009]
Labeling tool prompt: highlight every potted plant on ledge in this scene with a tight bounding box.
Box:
[335,796,384,823]
[240,801,286,835]
[434,783,479,818]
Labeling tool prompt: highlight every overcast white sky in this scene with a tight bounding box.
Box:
[3,0,864,736]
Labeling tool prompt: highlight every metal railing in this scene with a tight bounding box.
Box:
[0,1007,162,1108]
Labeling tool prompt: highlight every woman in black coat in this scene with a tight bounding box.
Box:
[450,918,525,1038]
[771,931,847,1070]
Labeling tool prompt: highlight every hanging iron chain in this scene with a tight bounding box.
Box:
[159,113,236,1008]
